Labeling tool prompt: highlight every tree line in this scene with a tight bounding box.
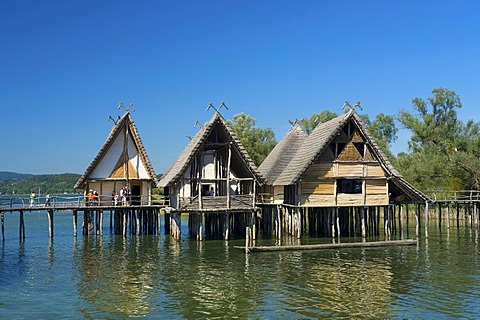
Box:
[0,173,81,195]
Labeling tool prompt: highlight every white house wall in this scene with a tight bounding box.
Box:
[89,131,149,179]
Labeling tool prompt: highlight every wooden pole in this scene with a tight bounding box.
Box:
[157,209,162,235]
[336,207,340,238]
[123,211,127,236]
[406,205,409,237]
[226,143,232,209]
[425,202,429,238]
[1,212,4,242]
[73,210,77,237]
[199,213,203,241]
[414,205,419,237]
[456,203,460,229]
[99,210,103,235]
[446,203,450,229]
[384,206,390,238]
[331,208,335,238]
[438,203,442,229]
[48,209,54,238]
[225,212,230,240]
[19,211,25,240]
[136,210,141,235]
[237,239,418,252]
[253,211,257,240]
[361,207,366,238]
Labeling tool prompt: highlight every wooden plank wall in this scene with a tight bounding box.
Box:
[300,161,388,207]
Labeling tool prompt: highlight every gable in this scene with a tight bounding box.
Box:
[89,129,149,179]
[158,112,264,187]
[74,112,158,189]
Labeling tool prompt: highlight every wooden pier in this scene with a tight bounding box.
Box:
[0,194,164,241]
[3,191,480,244]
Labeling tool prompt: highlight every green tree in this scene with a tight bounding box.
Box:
[359,113,398,158]
[397,87,480,190]
[228,113,277,166]
[301,110,338,134]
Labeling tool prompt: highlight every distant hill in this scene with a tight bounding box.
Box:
[0,173,81,194]
[0,171,32,181]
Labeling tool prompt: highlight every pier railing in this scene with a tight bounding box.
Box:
[0,193,169,211]
[423,190,480,203]
[178,194,255,210]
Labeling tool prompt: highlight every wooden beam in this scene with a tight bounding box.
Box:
[235,239,417,252]
[226,143,232,209]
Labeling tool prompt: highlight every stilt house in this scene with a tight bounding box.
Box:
[158,111,264,211]
[259,108,430,207]
[74,111,158,205]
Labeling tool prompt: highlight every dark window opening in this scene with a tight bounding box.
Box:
[353,142,365,159]
[337,179,363,194]
[336,143,346,157]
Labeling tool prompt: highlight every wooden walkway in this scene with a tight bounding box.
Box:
[3,190,480,243]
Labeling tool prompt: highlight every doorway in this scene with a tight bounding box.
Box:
[131,184,141,205]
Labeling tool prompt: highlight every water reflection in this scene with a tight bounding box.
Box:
[3,211,480,318]
[73,235,163,318]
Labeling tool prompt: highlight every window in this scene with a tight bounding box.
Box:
[337,179,362,194]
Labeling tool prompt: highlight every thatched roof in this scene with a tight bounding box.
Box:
[158,112,264,188]
[258,124,308,185]
[272,109,430,203]
[74,112,159,189]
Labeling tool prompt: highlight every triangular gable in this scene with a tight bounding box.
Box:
[158,112,264,188]
[337,140,363,161]
[74,112,158,189]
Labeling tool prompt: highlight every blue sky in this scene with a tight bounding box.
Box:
[1,0,479,174]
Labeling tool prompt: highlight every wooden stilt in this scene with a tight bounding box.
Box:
[1,212,4,242]
[199,213,203,241]
[225,212,230,240]
[415,204,420,237]
[424,202,429,238]
[361,207,366,238]
[456,203,460,229]
[252,211,257,240]
[446,204,450,229]
[73,210,77,237]
[336,207,340,238]
[406,205,409,237]
[48,209,54,238]
[438,203,442,229]
[99,210,103,235]
[136,210,141,235]
[19,211,25,240]
[123,211,127,236]
[399,205,403,233]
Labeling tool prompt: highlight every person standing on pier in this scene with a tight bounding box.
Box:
[30,191,36,208]
[120,186,127,206]
[87,190,94,206]
[112,191,118,206]
[45,193,50,207]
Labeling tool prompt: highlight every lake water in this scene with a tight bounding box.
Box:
[1,210,480,319]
